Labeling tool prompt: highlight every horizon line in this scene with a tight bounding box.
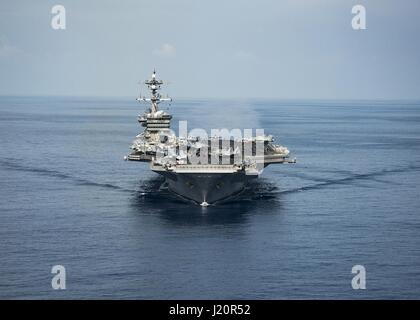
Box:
[1,94,420,103]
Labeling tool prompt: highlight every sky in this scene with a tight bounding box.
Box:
[0,0,420,99]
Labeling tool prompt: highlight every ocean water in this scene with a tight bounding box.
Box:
[1,96,420,299]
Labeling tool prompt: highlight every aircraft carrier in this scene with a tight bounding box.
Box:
[125,71,296,205]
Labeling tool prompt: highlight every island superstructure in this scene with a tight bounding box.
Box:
[125,70,296,205]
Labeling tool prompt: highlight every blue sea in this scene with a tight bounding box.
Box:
[1,96,420,299]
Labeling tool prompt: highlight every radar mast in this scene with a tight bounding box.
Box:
[136,70,171,113]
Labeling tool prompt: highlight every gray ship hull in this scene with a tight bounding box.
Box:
[155,171,257,205]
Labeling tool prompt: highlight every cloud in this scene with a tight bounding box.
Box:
[153,43,176,58]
